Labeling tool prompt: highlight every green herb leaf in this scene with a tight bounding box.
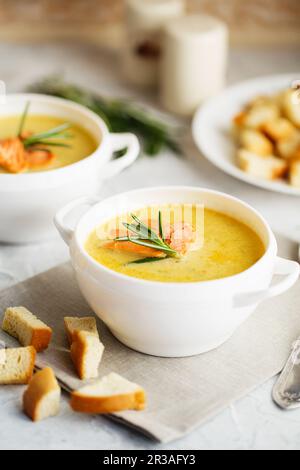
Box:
[130,214,161,242]
[115,235,175,254]
[27,141,72,149]
[122,222,154,242]
[17,102,30,137]
[158,211,164,241]
[114,236,140,242]
[128,257,166,265]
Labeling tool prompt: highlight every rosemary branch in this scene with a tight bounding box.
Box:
[17,103,73,150]
[115,212,178,264]
[29,77,182,157]
[23,123,72,149]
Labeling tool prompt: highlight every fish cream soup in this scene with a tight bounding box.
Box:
[85,205,265,283]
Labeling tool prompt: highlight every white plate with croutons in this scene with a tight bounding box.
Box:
[193,73,300,196]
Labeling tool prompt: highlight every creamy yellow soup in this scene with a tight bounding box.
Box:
[85,207,265,283]
[0,115,98,173]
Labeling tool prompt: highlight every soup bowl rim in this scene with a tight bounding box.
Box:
[63,186,278,289]
[0,93,109,190]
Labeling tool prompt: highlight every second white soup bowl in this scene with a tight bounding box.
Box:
[0,94,140,243]
[55,187,300,358]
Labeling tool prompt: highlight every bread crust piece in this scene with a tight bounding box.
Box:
[23,367,61,422]
[30,328,52,353]
[64,316,98,345]
[0,346,36,385]
[2,306,52,352]
[24,347,36,384]
[262,118,296,142]
[282,89,300,128]
[277,132,300,160]
[70,330,86,379]
[289,159,300,188]
[240,103,280,130]
[70,373,146,414]
[239,129,273,156]
[71,389,146,414]
[70,330,104,380]
[233,111,246,128]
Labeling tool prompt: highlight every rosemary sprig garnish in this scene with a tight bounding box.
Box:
[128,257,165,265]
[16,102,73,151]
[23,122,72,149]
[115,212,179,264]
[26,141,71,149]
[29,77,182,156]
[158,211,164,241]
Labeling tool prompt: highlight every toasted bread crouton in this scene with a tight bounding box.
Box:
[70,372,146,414]
[238,149,288,180]
[70,331,104,380]
[0,347,5,366]
[274,90,287,107]
[23,367,61,422]
[64,317,98,345]
[277,131,300,159]
[248,95,272,108]
[0,346,36,385]
[241,103,280,130]
[2,307,52,352]
[292,146,300,160]
[262,118,296,141]
[233,111,246,128]
[239,129,273,156]
[289,159,300,188]
[282,89,300,127]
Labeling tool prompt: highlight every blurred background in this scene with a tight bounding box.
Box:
[0,0,299,47]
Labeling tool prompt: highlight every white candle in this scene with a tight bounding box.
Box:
[160,14,229,116]
[122,0,185,88]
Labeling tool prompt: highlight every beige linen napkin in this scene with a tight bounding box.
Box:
[0,234,299,443]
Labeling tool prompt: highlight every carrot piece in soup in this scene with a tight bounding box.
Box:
[104,241,166,258]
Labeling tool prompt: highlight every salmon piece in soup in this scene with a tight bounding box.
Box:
[25,149,55,169]
[106,220,196,257]
[0,138,27,173]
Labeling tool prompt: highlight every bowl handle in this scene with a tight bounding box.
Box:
[54,196,99,246]
[104,133,140,179]
[233,257,300,309]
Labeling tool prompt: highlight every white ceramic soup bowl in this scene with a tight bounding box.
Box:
[55,187,300,358]
[0,94,139,243]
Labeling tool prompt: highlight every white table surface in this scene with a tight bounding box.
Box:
[0,42,300,450]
